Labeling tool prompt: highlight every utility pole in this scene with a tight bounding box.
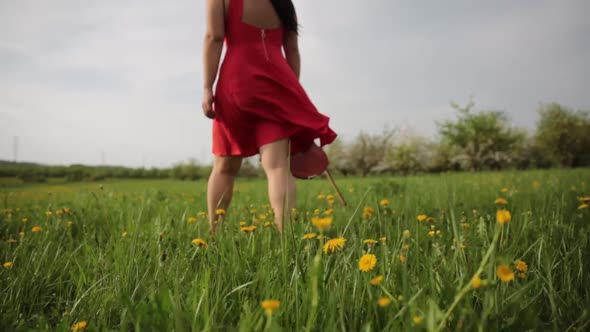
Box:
[13,136,18,163]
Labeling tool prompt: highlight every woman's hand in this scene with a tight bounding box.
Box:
[201,88,216,119]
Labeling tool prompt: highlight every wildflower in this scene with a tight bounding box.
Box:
[417,214,427,222]
[239,221,246,227]
[313,209,320,215]
[21,218,28,223]
[71,320,88,332]
[579,204,589,210]
[380,199,389,206]
[197,211,206,218]
[215,208,226,216]
[413,316,423,325]
[427,230,435,237]
[264,222,272,227]
[302,233,317,240]
[326,194,334,201]
[311,217,332,231]
[323,208,334,216]
[45,211,52,217]
[518,272,526,279]
[436,230,441,235]
[187,217,197,223]
[249,208,257,214]
[191,238,208,247]
[55,210,63,216]
[399,254,406,264]
[323,237,346,254]
[471,275,482,289]
[63,207,72,214]
[32,226,42,233]
[579,197,590,203]
[364,239,378,245]
[317,194,325,200]
[66,221,73,227]
[260,300,280,315]
[496,210,512,224]
[515,260,528,272]
[377,297,391,307]
[358,254,377,272]
[402,244,410,251]
[363,207,375,219]
[496,264,515,282]
[241,225,257,233]
[122,231,128,237]
[379,237,387,242]
[370,275,384,286]
[19,232,25,238]
[258,214,267,221]
[402,230,411,239]
[495,198,508,205]
[3,261,12,268]
[501,187,509,193]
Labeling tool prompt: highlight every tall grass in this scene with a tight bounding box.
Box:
[1,169,589,331]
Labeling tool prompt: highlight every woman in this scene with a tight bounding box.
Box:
[202,0,336,233]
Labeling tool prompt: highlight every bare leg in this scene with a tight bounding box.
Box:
[260,139,296,233]
[207,155,242,233]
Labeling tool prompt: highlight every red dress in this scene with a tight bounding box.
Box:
[212,0,337,156]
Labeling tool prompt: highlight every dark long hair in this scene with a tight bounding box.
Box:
[270,0,298,33]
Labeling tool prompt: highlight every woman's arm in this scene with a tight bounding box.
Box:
[283,30,300,79]
[202,0,225,119]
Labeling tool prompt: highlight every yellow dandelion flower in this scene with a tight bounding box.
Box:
[515,260,528,272]
[197,211,206,218]
[239,221,246,227]
[496,210,512,224]
[417,214,427,222]
[380,199,389,206]
[55,210,63,216]
[215,208,226,216]
[402,230,411,238]
[471,275,482,289]
[364,239,378,245]
[358,254,377,272]
[326,194,334,201]
[21,218,28,223]
[264,221,272,227]
[32,226,42,233]
[311,217,332,231]
[45,211,52,217]
[187,217,198,223]
[19,232,25,238]
[518,272,526,279]
[413,316,423,325]
[3,261,12,268]
[122,231,128,237]
[495,198,508,205]
[323,237,346,254]
[303,233,317,240]
[579,204,589,210]
[313,208,320,215]
[71,320,88,332]
[402,244,410,251]
[427,230,435,237]
[436,230,441,235]
[379,237,387,242]
[241,225,257,233]
[579,197,590,203]
[317,194,326,200]
[258,214,267,221]
[191,238,208,247]
[377,297,391,307]
[496,264,515,282]
[260,299,280,315]
[63,207,72,214]
[66,221,73,227]
[363,207,375,219]
[323,208,334,216]
[370,275,384,286]
[399,254,406,264]
[501,187,509,193]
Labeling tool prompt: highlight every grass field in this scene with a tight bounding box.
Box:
[1,169,590,331]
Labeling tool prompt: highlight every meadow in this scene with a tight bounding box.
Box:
[1,169,589,331]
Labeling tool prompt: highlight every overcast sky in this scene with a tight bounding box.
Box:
[1,0,589,167]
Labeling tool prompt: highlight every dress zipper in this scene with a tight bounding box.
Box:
[261,29,269,61]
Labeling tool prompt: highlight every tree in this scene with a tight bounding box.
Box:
[534,103,590,167]
[437,100,525,171]
[324,138,355,176]
[348,129,396,176]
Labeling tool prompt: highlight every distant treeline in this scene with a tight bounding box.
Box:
[1,101,589,183]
